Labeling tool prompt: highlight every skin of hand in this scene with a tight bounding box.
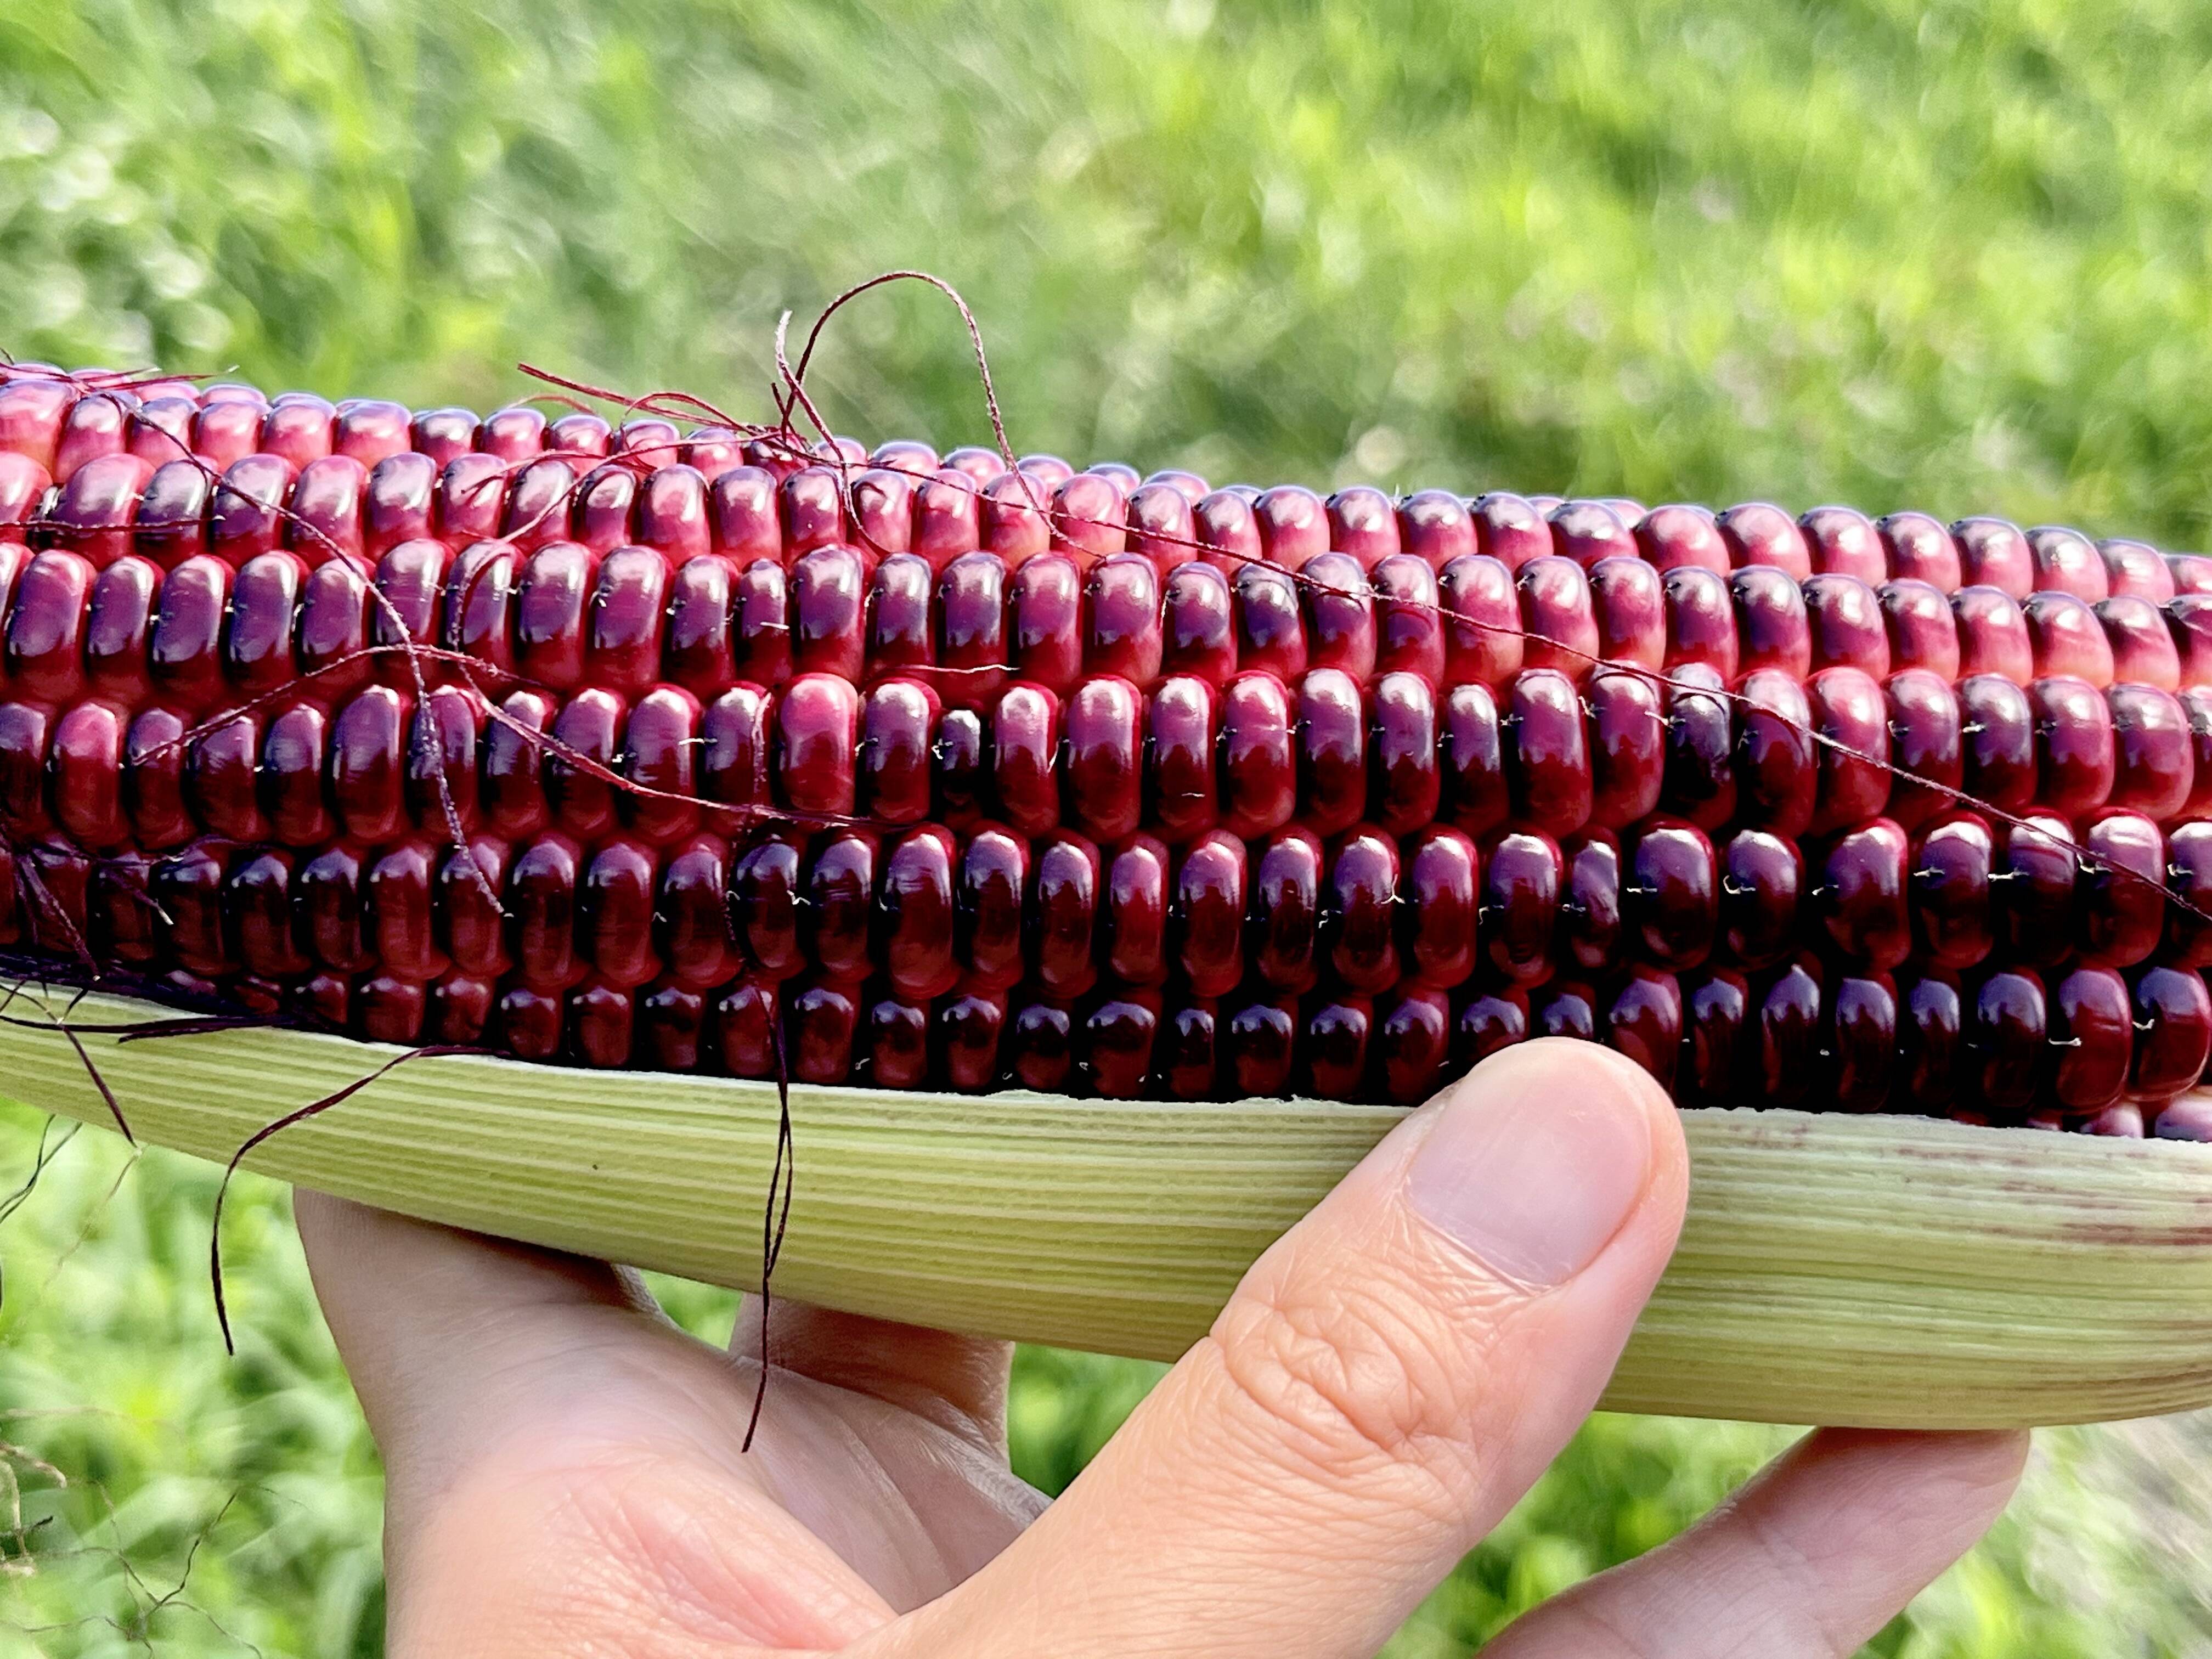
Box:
[296,1039,2029,1658]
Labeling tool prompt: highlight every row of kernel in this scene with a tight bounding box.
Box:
[7,795,2211,1030]
[13,532,2212,738]
[3,638,2208,882]
[5,817,2208,1112]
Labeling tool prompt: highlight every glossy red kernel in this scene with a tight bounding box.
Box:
[2107,684,2194,819]
[858,676,946,832]
[2029,675,2116,817]
[1100,832,1170,985]
[2078,811,2164,968]
[1951,517,2033,599]
[1587,555,1664,672]
[1218,670,1296,838]
[1799,506,1886,583]
[1716,503,1811,579]
[1660,565,1737,680]
[1234,562,1307,682]
[1633,504,1728,574]
[1296,668,1369,837]
[1516,556,1599,677]
[1606,968,1682,1092]
[1878,579,1959,680]
[1324,486,1399,569]
[2024,526,2108,602]
[1877,512,1961,590]
[1807,666,1891,835]
[2099,538,2174,601]
[1053,472,1127,562]
[1086,553,1163,685]
[1254,485,1328,570]
[989,681,1060,837]
[1481,828,1563,986]
[776,673,861,818]
[1729,566,1812,679]
[1548,499,1635,569]
[789,544,868,682]
[1439,555,1523,689]
[1804,573,1889,676]
[1397,490,1476,572]
[1948,588,2032,689]
[1393,824,1477,989]
[1470,493,1551,571]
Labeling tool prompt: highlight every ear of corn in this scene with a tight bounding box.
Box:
[1,370,2210,1128]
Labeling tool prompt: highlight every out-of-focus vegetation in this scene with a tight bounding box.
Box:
[3,0,2212,1652]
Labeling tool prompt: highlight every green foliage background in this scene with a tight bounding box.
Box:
[1,0,2211,1651]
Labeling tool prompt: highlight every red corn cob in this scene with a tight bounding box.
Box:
[3,368,2212,1133]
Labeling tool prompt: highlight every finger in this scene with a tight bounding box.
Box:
[733,1299,1016,1449]
[295,1192,701,1489]
[296,1193,899,1654]
[890,1039,1688,1659]
[1483,1427,2029,1657]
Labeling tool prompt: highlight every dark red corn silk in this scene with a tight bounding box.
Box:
[7,379,2212,1120]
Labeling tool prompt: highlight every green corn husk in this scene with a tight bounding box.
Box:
[5,988,2211,1429]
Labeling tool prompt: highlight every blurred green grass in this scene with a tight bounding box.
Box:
[3,0,2212,1651]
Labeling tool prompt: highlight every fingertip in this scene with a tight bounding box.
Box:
[1793,1425,2032,1514]
[1437,1039,1690,1186]
[1405,1038,1686,1291]
[291,1186,374,1258]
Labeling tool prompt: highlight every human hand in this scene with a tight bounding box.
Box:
[296,1039,2027,1658]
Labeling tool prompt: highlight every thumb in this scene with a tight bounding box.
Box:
[884,1039,1686,1659]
